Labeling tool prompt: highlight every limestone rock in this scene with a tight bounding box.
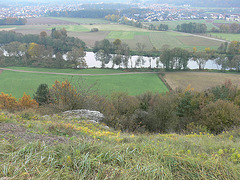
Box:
[61,109,104,122]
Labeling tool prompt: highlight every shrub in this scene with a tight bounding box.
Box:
[144,93,179,133]
[103,92,140,131]
[33,84,50,105]
[0,92,18,111]
[200,100,240,133]
[91,28,99,32]
[18,93,39,109]
[49,80,80,111]
[207,79,237,101]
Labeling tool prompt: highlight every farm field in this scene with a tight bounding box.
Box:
[164,72,240,92]
[0,68,168,98]
[7,17,224,50]
[26,17,78,25]
[48,24,90,32]
[50,17,111,24]
[207,33,240,41]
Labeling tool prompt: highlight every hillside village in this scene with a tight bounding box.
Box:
[0,2,239,22]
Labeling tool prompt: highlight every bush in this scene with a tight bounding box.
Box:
[91,28,99,32]
[0,92,18,111]
[0,92,38,111]
[144,93,179,133]
[49,80,80,111]
[18,93,39,109]
[33,84,50,105]
[207,79,237,101]
[103,92,140,131]
[200,100,240,133]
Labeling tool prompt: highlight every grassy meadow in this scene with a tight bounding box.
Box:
[1,112,240,179]
[0,68,168,98]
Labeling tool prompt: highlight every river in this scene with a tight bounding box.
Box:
[83,52,219,70]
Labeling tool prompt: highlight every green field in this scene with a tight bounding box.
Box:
[2,67,125,74]
[0,68,168,98]
[83,24,151,32]
[51,17,111,24]
[208,33,240,41]
[106,31,135,39]
[149,31,222,51]
[212,19,240,24]
[49,25,90,32]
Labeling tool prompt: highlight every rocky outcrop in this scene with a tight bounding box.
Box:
[61,109,104,123]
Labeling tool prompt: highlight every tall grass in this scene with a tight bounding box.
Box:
[1,112,240,179]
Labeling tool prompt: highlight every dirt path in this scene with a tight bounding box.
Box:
[171,30,230,43]
[0,68,159,76]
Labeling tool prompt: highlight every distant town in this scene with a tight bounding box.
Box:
[0,2,239,22]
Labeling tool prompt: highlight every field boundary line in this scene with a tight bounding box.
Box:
[158,74,172,91]
[0,68,159,76]
[170,30,230,43]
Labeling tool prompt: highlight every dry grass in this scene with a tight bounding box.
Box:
[26,17,77,25]
[68,31,109,48]
[164,72,240,91]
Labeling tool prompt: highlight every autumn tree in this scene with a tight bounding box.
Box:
[27,42,44,58]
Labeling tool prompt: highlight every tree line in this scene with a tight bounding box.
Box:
[211,23,240,34]
[0,18,27,25]
[0,30,86,53]
[93,38,240,71]
[176,22,207,33]
[0,29,87,68]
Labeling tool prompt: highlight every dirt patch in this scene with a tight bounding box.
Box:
[68,31,109,48]
[1,123,68,144]
[26,17,77,25]
[0,70,2,74]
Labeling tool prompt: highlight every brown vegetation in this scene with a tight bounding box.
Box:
[164,72,240,92]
